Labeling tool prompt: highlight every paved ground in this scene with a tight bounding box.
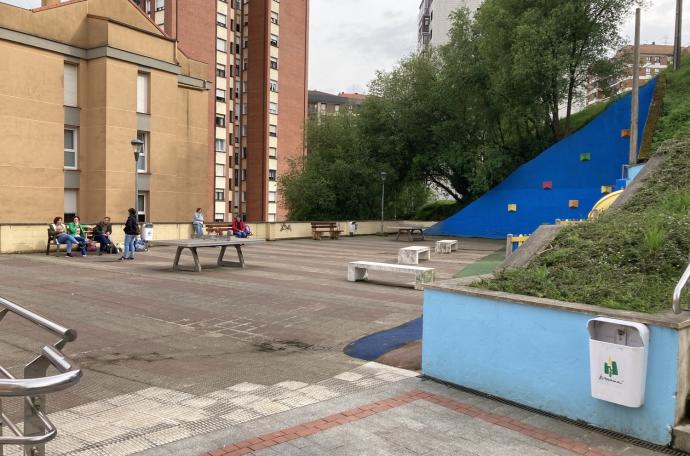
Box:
[0,236,667,455]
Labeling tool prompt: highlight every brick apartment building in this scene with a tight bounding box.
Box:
[307,91,366,117]
[133,0,309,223]
[587,43,690,105]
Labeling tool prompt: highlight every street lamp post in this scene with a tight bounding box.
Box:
[131,138,144,220]
[380,171,387,235]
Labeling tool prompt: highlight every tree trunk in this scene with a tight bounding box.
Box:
[565,75,576,133]
[430,176,462,202]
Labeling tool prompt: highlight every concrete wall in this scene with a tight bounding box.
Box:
[0,220,435,253]
[422,287,687,445]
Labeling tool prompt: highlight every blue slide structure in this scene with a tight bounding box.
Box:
[425,80,657,239]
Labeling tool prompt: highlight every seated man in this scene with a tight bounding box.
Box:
[49,217,80,257]
[93,217,113,255]
[231,214,251,238]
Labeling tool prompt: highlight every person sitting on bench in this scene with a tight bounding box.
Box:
[50,217,83,257]
[66,215,89,256]
[93,217,113,255]
[231,214,251,238]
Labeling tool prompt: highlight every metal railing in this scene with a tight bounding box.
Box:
[673,261,690,314]
[0,297,81,456]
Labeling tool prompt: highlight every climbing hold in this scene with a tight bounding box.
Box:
[621,129,630,138]
[507,204,517,212]
[601,185,613,194]
[568,200,579,209]
[542,181,553,190]
[580,153,591,162]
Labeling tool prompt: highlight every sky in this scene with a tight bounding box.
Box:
[2,0,690,94]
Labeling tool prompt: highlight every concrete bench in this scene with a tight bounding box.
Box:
[398,246,431,265]
[347,261,434,290]
[435,240,458,254]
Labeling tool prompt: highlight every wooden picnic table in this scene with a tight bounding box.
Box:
[389,225,426,242]
[152,239,265,272]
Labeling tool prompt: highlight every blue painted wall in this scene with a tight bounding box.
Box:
[422,288,679,445]
[426,80,657,239]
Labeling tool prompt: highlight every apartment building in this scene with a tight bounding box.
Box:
[308,90,366,117]
[0,0,209,224]
[586,43,690,105]
[418,0,483,48]
[134,0,309,223]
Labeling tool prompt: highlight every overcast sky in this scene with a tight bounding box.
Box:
[3,0,689,94]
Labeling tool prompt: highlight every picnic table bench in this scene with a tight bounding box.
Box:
[311,222,343,240]
[205,223,233,236]
[389,225,426,242]
[152,239,264,272]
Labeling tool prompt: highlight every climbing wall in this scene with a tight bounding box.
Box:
[425,79,657,239]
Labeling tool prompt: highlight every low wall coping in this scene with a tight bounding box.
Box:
[426,278,690,329]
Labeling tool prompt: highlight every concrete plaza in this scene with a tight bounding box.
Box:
[0,236,667,455]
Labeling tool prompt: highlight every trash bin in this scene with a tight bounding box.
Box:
[142,223,154,241]
[348,221,357,237]
[587,317,649,407]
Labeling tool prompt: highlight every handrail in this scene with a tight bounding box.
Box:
[673,262,690,314]
[0,296,81,455]
[0,297,77,342]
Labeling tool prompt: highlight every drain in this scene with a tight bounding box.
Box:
[422,376,689,455]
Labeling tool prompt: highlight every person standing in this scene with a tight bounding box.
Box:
[66,215,88,256]
[192,208,204,238]
[122,208,139,261]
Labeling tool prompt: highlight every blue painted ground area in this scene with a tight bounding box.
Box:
[344,317,422,361]
[426,80,657,239]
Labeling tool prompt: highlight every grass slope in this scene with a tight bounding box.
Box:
[477,56,690,313]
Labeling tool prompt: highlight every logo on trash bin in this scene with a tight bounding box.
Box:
[604,356,618,378]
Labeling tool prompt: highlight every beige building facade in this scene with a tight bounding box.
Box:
[0,0,210,225]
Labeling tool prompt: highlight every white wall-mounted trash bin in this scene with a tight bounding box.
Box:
[587,317,649,408]
[142,223,154,241]
[349,222,357,237]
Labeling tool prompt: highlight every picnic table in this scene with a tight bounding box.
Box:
[152,239,264,272]
[389,225,426,242]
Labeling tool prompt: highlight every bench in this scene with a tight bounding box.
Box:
[398,246,431,265]
[347,261,435,290]
[435,240,458,254]
[311,222,343,240]
[389,225,425,241]
[46,227,106,256]
[205,223,233,236]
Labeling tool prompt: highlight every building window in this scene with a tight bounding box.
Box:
[269,79,278,92]
[242,103,247,115]
[269,124,277,137]
[335,104,340,112]
[241,125,247,137]
[217,13,227,27]
[271,11,279,25]
[155,0,164,11]
[243,58,248,70]
[243,81,247,93]
[269,170,277,181]
[268,191,276,202]
[243,39,248,49]
[136,131,148,173]
[137,191,148,222]
[215,189,225,201]
[216,64,226,78]
[215,214,224,222]
[234,169,239,183]
[269,102,278,114]
[215,164,225,177]
[234,151,239,164]
[64,189,77,222]
[270,34,279,47]
[216,89,226,103]
[242,147,247,158]
[241,169,246,181]
[216,114,226,128]
[137,72,150,114]
[270,57,278,70]
[268,214,276,223]
[64,128,77,169]
[269,147,277,158]
[215,139,226,152]
[217,38,227,53]
[64,63,78,107]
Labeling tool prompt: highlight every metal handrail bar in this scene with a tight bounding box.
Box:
[673,262,690,314]
[0,371,81,397]
[0,297,76,342]
[41,346,73,373]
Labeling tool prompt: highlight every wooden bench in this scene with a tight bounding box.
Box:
[435,240,458,254]
[46,227,105,256]
[398,246,431,265]
[205,223,233,236]
[311,222,343,240]
[389,225,426,241]
[347,261,435,290]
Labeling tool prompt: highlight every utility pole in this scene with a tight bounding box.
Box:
[629,8,641,166]
[674,0,684,70]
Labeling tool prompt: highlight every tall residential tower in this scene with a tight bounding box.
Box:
[418,0,483,48]
[134,0,309,223]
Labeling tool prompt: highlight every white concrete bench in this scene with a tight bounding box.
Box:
[398,246,431,265]
[348,261,434,290]
[435,240,458,254]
